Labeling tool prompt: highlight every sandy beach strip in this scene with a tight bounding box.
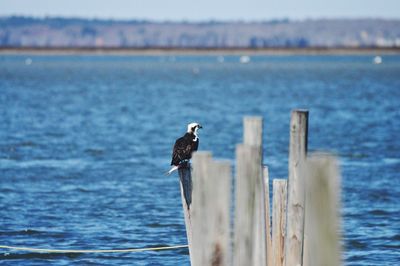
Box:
[1,47,399,56]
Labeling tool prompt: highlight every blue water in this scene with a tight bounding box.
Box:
[0,54,399,265]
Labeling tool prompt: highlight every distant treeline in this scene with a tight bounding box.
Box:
[1,16,399,48]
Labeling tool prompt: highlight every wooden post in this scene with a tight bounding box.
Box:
[285,110,308,266]
[234,116,267,266]
[178,164,195,264]
[191,152,232,266]
[303,234,309,266]
[263,167,273,266]
[244,116,263,147]
[233,144,263,266]
[304,154,341,266]
[272,179,287,266]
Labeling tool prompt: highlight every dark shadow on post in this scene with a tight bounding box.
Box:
[179,163,192,209]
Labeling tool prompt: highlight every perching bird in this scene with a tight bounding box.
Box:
[166,122,202,175]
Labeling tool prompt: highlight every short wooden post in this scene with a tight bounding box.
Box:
[191,152,232,266]
[178,164,195,264]
[285,110,308,266]
[263,167,273,266]
[234,116,266,266]
[304,154,341,266]
[272,179,287,266]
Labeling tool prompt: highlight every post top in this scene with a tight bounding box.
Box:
[292,109,309,114]
[192,151,212,160]
[244,116,263,122]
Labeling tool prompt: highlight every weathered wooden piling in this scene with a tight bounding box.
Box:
[263,167,273,266]
[178,166,194,262]
[304,154,341,266]
[179,110,342,266]
[233,117,267,266]
[285,110,308,266]
[272,179,287,266]
[244,116,263,147]
[191,152,232,266]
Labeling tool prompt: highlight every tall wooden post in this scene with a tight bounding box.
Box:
[234,117,267,266]
[272,179,287,266]
[191,152,232,266]
[304,154,341,266]
[263,167,273,266]
[285,109,308,266]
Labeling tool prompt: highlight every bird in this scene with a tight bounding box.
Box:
[166,122,202,175]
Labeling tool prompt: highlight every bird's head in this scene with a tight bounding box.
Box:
[187,122,202,136]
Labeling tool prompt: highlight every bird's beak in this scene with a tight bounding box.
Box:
[198,125,203,129]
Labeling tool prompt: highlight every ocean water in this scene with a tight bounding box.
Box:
[0,54,399,265]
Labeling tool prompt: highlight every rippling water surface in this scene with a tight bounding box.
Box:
[1,55,399,265]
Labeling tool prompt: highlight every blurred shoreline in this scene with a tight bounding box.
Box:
[1,47,399,55]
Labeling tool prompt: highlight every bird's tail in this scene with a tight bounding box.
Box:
[165,165,179,176]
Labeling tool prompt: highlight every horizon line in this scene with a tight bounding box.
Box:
[1,14,400,23]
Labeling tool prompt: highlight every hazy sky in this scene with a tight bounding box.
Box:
[1,0,399,20]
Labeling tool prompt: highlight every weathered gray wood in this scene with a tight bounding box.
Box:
[191,152,232,266]
[178,165,195,264]
[244,116,263,147]
[285,109,309,266]
[263,167,273,266]
[302,234,309,266]
[272,179,287,266]
[188,151,211,266]
[234,116,267,266]
[254,165,267,266]
[304,154,341,266]
[233,144,265,266]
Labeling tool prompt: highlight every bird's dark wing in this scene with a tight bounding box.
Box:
[171,136,193,166]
